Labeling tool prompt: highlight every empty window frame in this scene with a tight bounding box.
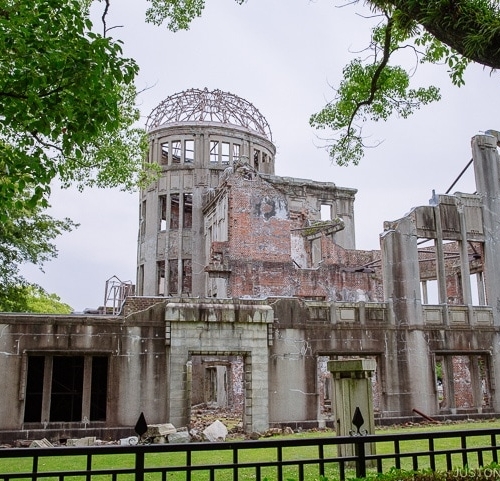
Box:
[159,195,167,231]
[171,141,181,164]
[168,259,178,294]
[140,200,146,237]
[435,354,491,411]
[253,149,261,169]
[221,142,230,164]
[183,193,193,228]
[170,194,180,229]
[321,204,331,221]
[137,264,144,296]
[157,260,166,295]
[24,355,109,423]
[160,142,169,165]
[184,140,195,163]
[233,144,240,162]
[210,140,219,163]
[182,259,192,294]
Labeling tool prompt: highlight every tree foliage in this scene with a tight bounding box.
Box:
[0,285,73,314]
[0,193,75,312]
[0,0,155,308]
[0,0,153,220]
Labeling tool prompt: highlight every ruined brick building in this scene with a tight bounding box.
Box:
[1,89,500,442]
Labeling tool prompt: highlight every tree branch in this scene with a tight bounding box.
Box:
[344,15,394,144]
[375,0,500,69]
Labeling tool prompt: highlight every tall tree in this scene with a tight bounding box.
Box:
[0,0,153,307]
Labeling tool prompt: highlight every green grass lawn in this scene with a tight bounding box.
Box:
[2,420,500,481]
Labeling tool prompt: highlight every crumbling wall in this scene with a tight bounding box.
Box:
[204,169,383,301]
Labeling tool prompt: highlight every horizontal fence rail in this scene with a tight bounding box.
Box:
[1,428,500,481]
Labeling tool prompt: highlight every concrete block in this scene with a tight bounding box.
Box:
[66,436,97,447]
[146,423,177,437]
[203,420,228,442]
[29,438,53,448]
[168,431,191,443]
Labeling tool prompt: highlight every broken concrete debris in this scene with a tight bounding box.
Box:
[29,438,53,448]
[203,420,228,442]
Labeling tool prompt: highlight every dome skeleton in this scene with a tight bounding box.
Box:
[146,88,273,140]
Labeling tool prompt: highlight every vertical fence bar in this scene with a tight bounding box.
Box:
[277,445,283,481]
[339,458,346,481]
[354,438,366,479]
[318,443,325,477]
[446,452,452,472]
[31,454,38,481]
[492,433,498,464]
[135,449,145,481]
[429,437,436,471]
[233,446,238,481]
[412,454,418,472]
[461,435,468,467]
[186,450,192,481]
[394,439,401,470]
[86,453,92,481]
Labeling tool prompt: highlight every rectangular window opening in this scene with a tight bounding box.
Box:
[233,144,240,162]
[50,356,84,422]
[320,204,331,221]
[159,195,167,231]
[170,194,180,229]
[24,355,109,424]
[221,142,230,164]
[183,193,193,228]
[160,142,169,165]
[253,149,261,169]
[210,141,219,163]
[158,260,166,295]
[140,200,146,237]
[169,259,178,294]
[171,140,181,164]
[90,357,108,421]
[24,356,45,422]
[184,140,194,163]
[182,259,192,295]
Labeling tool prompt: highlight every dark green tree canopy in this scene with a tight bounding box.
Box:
[0,0,152,219]
[0,0,153,308]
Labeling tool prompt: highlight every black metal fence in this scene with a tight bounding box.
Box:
[1,428,500,481]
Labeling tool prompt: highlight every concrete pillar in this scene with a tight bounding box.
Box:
[472,134,500,412]
[381,217,435,416]
[472,135,500,323]
[328,358,376,457]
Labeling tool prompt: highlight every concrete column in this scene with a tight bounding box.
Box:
[381,217,435,416]
[472,135,500,323]
[472,134,500,412]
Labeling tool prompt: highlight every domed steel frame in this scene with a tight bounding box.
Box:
[146,88,273,140]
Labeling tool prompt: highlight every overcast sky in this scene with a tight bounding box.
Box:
[21,0,500,311]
